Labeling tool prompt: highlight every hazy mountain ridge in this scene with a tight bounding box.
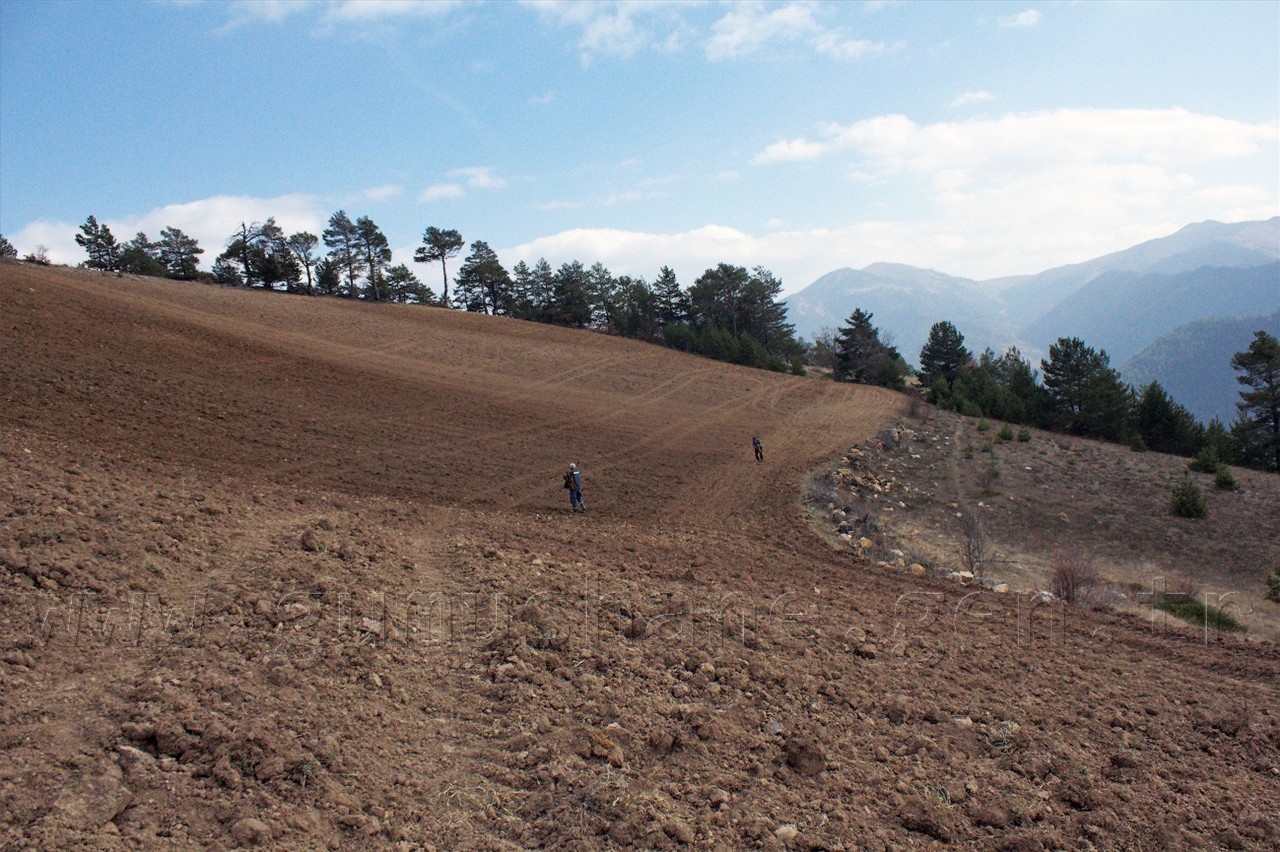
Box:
[1023,261,1280,366]
[1121,309,1280,426]
[784,217,1280,422]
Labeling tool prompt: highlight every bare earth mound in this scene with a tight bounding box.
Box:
[3,262,1278,850]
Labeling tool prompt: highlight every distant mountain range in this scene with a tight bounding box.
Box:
[1121,310,1280,427]
[783,217,1280,424]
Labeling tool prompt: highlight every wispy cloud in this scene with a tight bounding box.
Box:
[528,91,557,106]
[321,0,462,24]
[706,1,888,61]
[357,184,405,202]
[948,90,997,109]
[522,0,690,64]
[998,9,1042,30]
[448,166,507,190]
[215,0,314,34]
[212,0,459,36]
[753,137,827,164]
[418,184,465,203]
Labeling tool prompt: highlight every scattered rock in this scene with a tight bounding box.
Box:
[970,803,1010,828]
[230,817,272,846]
[784,736,826,776]
[775,823,800,843]
[898,797,953,842]
[50,761,132,830]
[663,819,695,844]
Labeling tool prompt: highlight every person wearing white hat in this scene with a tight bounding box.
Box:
[564,463,585,512]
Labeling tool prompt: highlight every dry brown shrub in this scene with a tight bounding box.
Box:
[1051,559,1100,604]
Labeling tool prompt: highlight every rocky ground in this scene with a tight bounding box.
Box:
[3,261,1278,849]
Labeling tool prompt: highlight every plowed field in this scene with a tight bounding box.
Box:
[2,261,1277,850]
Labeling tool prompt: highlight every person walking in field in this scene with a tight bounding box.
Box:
[752,436,764,463]
[564,463,585,512]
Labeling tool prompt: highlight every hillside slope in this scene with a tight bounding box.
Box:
[2,262,1277,850]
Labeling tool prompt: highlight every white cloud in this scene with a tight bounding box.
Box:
[321,0,461,23]
[522,0,690,64]
[998,9,1041,29]
[448,166,507,189]
[9,194,327,268]
[705,1,888,61]
[513,107,1278,289]
[813,30,888,60]
[706,2,820,60]
[216,0,314,33]
[528,91,557,105]
[357,184,405,202]
[418,184,466,202]
[948,90,996,109]
[753,137,826,164]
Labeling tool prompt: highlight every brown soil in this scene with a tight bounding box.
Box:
[3,261,1278,850]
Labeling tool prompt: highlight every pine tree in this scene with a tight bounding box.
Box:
[118,232,166,276]
[1135,381,1202,456]
[919,321,970,389]
[653,265,688,327]
[1041,337,1132,441]
[75,215,120,271]
[158,227,204,280]
[322,210,366,298]
[413,226,464,306]
[1230,330,1280,471]
[834,309,906,388]
[453,241,512,314]
[285,232,320,295]
[355,216,392,300]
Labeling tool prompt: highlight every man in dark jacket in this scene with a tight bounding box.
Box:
[565,463,585,512]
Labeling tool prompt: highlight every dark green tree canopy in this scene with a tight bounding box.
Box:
[918,320,970,388]
[355,216,392,300]
[158,227,204,280]
[1041,337,1131,441]
[453,240,512,314]
[118,232,166,276]
[285,232,320,294]
[414,226,464,306]
[322,210,366,298]
[1135,381,1202,457]
[1231,330,1280,471]
[75,215,120,271]
[833,308,907,388]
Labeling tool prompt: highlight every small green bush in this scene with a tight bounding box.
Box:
[976,419,990,433]
[1017,426,1031,442]
[1130,434,1148,452]
[1188,446,1221,474]
[1267,565,1280,604]
[1214,468,1240,491]
[997,425,1014,442]
[1170,478,1207,518]
[1155,598,1243,632]
[963,444,974,460]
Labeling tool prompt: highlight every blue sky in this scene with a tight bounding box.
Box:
[2,0,1277,295]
